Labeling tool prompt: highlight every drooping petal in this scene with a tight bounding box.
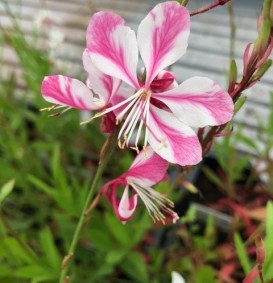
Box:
[41,75,104,110]
[86,11,139,89]
[138,2,190,87]
[82,49,121,103]
[152,77,234,128]
[118,186,138,221]
[125,146,168,188]
[102,178,138,222]
[147,106,202,166]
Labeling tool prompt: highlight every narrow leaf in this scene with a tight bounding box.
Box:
[234,232,251,275]
[0,179,15,205]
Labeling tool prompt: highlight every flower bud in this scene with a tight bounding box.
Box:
[251,59,272,82]
[228,59,237,92]
[255,237,266,266]
[254,19,271,57]
[234,95,247,115]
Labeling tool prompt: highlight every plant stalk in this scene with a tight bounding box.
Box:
[59,130,118,283]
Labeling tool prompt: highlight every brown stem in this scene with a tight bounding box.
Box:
[190,0,231,16]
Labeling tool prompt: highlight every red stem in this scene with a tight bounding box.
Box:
[190,0,231,16]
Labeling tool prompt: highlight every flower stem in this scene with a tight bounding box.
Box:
[59,131,118,283]
[190,0,231,16]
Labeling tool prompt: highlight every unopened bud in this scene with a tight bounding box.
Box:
[228,59,237,92]
[251,59,272,82]
[243,43,253,76]
[182,181,198,194]
[257,10,263,33]
[263,0,273,22]
[254,19,271,56]
[234,95,247,115]
[255,237,266,266]
[271,2,273,27]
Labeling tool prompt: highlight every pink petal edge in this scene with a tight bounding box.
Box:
[126,146,168,188]
[82,49,121,103]
[153,76,234,128]
[87,11,139,89]
[41,75,103,110]
[147,105,202,166]
[138,2,190,87]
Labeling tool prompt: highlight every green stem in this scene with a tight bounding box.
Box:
[59,131,118,283]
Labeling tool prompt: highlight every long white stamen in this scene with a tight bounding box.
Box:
[129,181,177,224]
[118,96,142,140]
[116,94,141,123]
[80,89,143,125]
[130,183,162,222]
[124,101,143,146]
[143,97,151,149]
[133,96,150,150]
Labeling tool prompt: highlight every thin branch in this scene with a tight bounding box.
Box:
[190,0,231,16]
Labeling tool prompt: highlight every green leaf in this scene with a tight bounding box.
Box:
[202,166,224,189]
[3,237,36,265]
[104,213,131,247]
[89,230,115,252]
[105,249,127,265]
[39,227,61,270]
[236,134,259,153]
[51,144,61,181]
[121,252,148,282]
[0,265,13,277]
[28,175,56,199]
[264,201,273,273]
[268,92,273,135]
[0,179,15,205]
[234,233,251,274]
[194,266,219,283]
[15,265,57,281]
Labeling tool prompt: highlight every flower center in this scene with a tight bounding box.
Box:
[81,88,153,153]
[116,89,151,153]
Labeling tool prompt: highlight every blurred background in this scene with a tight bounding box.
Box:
[0,0,273,282]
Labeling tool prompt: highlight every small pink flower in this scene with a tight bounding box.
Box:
[41,2,234,166]
[102,146,178,223]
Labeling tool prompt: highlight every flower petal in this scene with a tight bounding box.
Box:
[82,49,121,103]
[118,186,138,221]
[150,70,178,93]
[126,146,168,188]
[152,77,234,128]
[147,106,202,166]
[138,2,190,87]
[171,272,186,283]
[86,11,139,88]
[102,179,137,222]
[41,75,104,110]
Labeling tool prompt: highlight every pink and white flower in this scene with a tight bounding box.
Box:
[41,1,234,166]
[102,146,178,223]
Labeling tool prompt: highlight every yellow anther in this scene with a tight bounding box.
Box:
[40,105,57,112]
